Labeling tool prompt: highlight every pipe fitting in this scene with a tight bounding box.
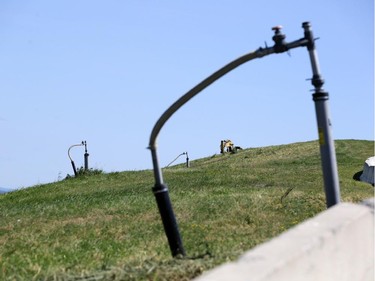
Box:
[272,25,287,53]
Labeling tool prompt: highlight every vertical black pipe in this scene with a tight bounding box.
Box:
[71,160,77,176]
[84,141,89,171]
[150,148,185,257]
[153,183,185,257]
[312,92,341,207]
[303,22,341,207]
[84,153,89,170]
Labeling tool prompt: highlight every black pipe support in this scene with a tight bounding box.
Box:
[83,141,89,171]
[71,160,77,176]
[152,183,185,257]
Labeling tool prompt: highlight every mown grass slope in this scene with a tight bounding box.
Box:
[0,140,373,280]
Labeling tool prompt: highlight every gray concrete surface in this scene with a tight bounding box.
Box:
[194,200,374,281]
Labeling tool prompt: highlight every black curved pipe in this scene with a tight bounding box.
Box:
[149,22,340,257]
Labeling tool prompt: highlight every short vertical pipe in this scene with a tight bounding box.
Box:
[150,146,185,257]
[312,92,341,207]
[84,153,89,171]
[153,183,185,257]
[83,141,89,171]
[71,160,77,176]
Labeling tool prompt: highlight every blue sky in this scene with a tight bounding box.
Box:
[1,1,373,190]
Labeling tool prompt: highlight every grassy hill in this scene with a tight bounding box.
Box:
[0,140,373,280]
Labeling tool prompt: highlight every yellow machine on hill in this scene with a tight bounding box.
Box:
[220,139,242,154]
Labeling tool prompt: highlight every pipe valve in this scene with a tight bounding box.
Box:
[272,25,287,53]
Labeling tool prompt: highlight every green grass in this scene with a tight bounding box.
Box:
[0,140,373,280]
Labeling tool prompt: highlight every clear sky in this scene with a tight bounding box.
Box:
[1,0,373,190]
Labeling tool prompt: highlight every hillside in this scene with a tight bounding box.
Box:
[0,140,373,280]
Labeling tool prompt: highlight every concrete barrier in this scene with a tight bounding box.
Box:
[194,199,374,281]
